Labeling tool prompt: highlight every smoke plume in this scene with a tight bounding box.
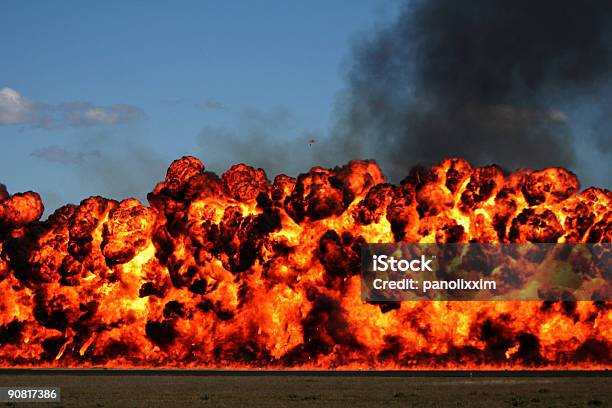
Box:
[328,0,612,185]
[198,107,322,177]
[0,184,8,201]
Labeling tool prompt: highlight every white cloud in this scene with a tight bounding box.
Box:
[0,87,145,128]
[58,102,145,127]
[0,87,36,124]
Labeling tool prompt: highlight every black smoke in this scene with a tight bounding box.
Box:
[0,184,8,201]
[329,0,612,185]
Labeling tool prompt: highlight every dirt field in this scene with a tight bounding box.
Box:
[0,373,609,408]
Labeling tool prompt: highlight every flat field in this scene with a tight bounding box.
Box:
[0,372,609,408]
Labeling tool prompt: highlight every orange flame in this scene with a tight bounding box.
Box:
[0,157,609,369]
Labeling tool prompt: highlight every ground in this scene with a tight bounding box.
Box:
[0,372,609,407]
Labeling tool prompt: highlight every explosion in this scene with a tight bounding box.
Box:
[0,157,610,369]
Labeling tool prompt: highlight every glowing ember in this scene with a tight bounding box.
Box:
[0,157,609,369]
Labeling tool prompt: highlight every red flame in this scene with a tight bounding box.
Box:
[0,157,609,369]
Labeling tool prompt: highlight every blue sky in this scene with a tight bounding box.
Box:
[2,1,610,218]
[0,1,398,214]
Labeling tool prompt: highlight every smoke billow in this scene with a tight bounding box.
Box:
[198,107,322,177]
[27,133,167,217]
[0,183,8,201]
[329,0,612,184]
